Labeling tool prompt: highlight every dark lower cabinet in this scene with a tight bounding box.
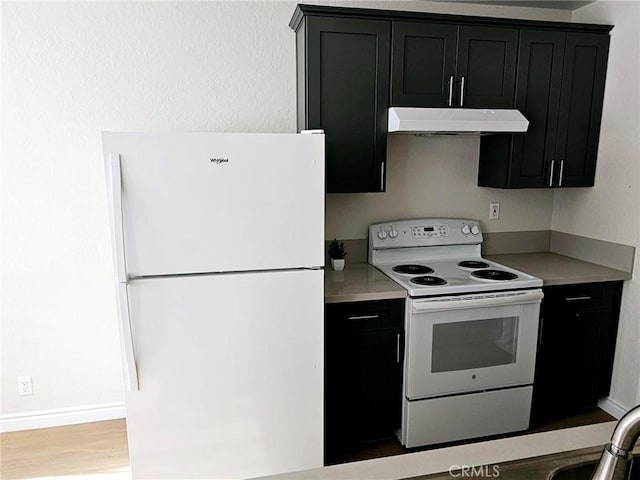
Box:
[479,30,610,189]
[532,282,622,424]
[324,299,404,462]
[295,15,390,193]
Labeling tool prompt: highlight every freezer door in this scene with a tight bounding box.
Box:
[124,269,323,479]
[103,132,324,277]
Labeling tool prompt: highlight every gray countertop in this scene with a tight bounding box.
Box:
[486,252,632,286]
[324,263,406,303]
[325,253,631,303]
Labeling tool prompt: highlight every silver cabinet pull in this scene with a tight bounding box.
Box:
[459,76,465,107]
[396,334,401,363]
[538,317,544,346]
[348,314,379,321]
[448,75,454,106]
[380,162,385,191]
[558,160,565,187]
[565,296,592,301]
[549,160,555,187]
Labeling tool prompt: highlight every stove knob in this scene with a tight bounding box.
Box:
[461,225,471,235]
[471,225,480,235]
[389,227,398,239]
[377,229,388,240]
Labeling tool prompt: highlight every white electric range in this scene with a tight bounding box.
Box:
[369,218,543,448]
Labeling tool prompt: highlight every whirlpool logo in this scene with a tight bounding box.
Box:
[210,158,229,164]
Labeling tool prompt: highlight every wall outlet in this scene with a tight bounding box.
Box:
[17,376,33,395]
[489,202,500,220]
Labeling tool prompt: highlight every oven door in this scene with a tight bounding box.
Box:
[405,289,543,400]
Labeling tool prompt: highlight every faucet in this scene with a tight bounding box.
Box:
[591,404,640,480]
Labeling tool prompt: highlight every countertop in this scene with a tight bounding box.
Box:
[324,252,631,303]
[486,252,632,286]
[259,421,618,480]
[324,263,406,303]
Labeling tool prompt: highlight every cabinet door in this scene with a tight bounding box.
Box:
[390,22,457,107]
[533,309,610,421]
[325,300,403,458]
[510,30,566,188]
[554,32,610,187]
[456,26,518,108]
[532,282,622,423]
[306,17,390,193]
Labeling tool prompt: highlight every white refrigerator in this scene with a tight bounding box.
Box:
[102,132,325,479]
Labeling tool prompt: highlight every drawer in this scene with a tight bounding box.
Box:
[325,299,404,331]
[542,281,621,312]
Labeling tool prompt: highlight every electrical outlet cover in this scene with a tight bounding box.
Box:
[17,376,33,395]
[489,202,500,220]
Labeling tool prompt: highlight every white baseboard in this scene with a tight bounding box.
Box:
[0,402,126,433]
[598,397,629,420]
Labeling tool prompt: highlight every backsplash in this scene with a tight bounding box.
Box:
[325,135,555,240]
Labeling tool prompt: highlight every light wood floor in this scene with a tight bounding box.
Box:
[0,409,615,479]
[0,419,131,480]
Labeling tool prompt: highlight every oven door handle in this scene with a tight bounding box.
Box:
[412,290,544,313]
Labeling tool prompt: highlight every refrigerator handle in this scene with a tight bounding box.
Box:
[108,153,127,283]
[116,282,139,391]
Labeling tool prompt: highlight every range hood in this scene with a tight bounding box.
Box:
[388,107,529,135]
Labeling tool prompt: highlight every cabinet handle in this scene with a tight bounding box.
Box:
[549,160,555,187]
[558,160,565,187]
[396,333,401,363]
[448,75,454,106]
[538,316,544,346]
[380,162,385,191]
[459,76,465,107]
[565,296,591,302]
[348,314,379,321]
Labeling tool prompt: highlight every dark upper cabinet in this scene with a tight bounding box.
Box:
[291,5,612,193]
[391,22,457,107]
[554,33,610,187]
[295,15,390,193]
[456,26,519,108]
[391,23,518,108]
[479,30,610,188]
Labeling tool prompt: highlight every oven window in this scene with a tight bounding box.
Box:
[431,317,518,373]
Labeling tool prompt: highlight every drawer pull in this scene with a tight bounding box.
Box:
[396,333,401,363]
[565,296,592,301]
[348,314,379,321]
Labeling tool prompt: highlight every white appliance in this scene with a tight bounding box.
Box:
[388,107,529,134]
[103,132,325,479]
[369,218,543,448]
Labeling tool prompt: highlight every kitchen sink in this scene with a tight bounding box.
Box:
[550,461,598,480]
[412,446,640,479]
[550,457,639,480]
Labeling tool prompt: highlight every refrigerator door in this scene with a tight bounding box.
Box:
[124,269,323,479]
[103,132,324,277]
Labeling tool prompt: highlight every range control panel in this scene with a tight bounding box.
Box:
[369,218,483,249]
[410,225,449,238]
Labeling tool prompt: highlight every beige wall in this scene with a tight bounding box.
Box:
[2,1,300,418]
[2,0,616,425]
[561,0,640,411]
[326,135,555,239]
